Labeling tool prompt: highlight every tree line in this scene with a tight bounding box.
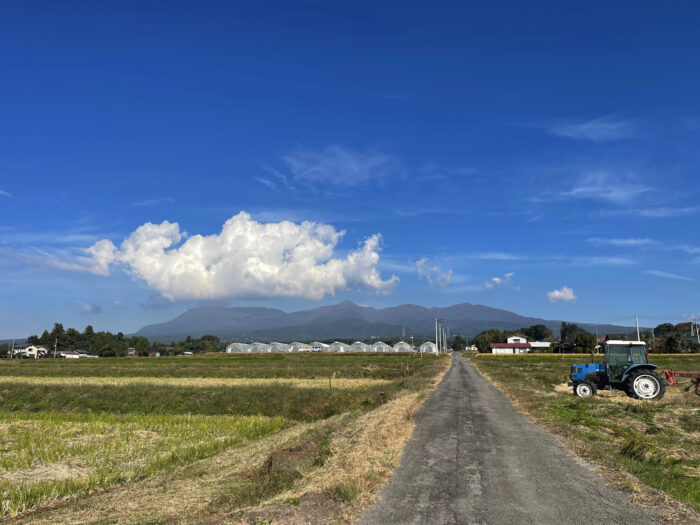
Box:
[0,323,224,358]
[465,321,700,354]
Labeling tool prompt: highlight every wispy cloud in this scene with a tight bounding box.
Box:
[602,206,700,218]
[547,286,577,303]
[255,177,277,190]
[415,258,453,287]
[587,237,700,255]
[77,301,102,314]
[130,196,174,207]
[587,237,657,247]
[644,270,695,281]
[571,256,635,266]
[549,117,638,142]
[0,187,11,197]
[484,272,518,290]
[281,145,402,187]
[560,171,652,204]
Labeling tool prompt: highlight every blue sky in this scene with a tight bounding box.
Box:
[2,1,700,338]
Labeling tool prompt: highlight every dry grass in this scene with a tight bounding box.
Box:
[0,375,390,389]
[6,355,450,524]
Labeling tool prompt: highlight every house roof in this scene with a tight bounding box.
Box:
[490,343,531,349]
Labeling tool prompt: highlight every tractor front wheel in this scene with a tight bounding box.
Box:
[626,370,666,400]
[575,381,596,397]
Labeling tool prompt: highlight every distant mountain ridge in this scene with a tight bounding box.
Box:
[135,301,632,342]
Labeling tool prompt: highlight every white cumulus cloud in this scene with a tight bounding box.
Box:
[547,286,577,303]
[69,212,398,301]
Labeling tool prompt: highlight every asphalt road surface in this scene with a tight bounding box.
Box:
[359,353,664,525]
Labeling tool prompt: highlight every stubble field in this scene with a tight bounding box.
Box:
[0,352,448,522]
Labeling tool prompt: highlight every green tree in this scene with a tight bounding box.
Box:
[523,324,554,341]
[655,323,675,337]
[452,335,467,351]
[560,322,584,343]
[664,335,681,353]
[474,329,503,353]
[39,330,51,347]
[574,332,596,354]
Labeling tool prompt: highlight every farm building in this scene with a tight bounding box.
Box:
[226,342,250,353]
[329,341,350,352]
[393,341,413,353]
[420,342,438,354]
[529,341,552,350]
[491,343,530,354]
[351,341,368,352]
[506,335,527,344]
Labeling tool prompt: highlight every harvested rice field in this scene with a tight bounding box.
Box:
[0,353,449,522]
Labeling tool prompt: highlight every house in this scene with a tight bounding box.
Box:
[19,345,49,359]
[490,343,531,354]
[506,335,528,344]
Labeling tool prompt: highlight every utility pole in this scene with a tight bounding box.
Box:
[435,318,439,355]
[53,337,58,359]
[10,339,14,359]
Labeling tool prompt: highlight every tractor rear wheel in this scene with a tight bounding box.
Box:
[575,381,596,397]
[626,370,666,400]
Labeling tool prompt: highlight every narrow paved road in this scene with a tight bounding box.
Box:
[359,354,663,525]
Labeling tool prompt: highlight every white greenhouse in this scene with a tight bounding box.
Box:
[329,341,350,352]
[289,342,310,352]
[226,342,250,353]
[373,342,392,353]
[351,341,368,352]
[269,342,289,353]
[249,342,269,353]
[311,342,329,352]
[420,342,438,354]
[393,341,413,353]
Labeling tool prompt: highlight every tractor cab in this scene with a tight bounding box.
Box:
[605,341,649,382]
[569,341,665,400]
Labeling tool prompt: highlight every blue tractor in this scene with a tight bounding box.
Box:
[568,340,665,400]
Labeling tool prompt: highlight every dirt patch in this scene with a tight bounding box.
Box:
[235,493,346,525]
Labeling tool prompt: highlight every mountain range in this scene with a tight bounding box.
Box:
[135,301,632,342]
